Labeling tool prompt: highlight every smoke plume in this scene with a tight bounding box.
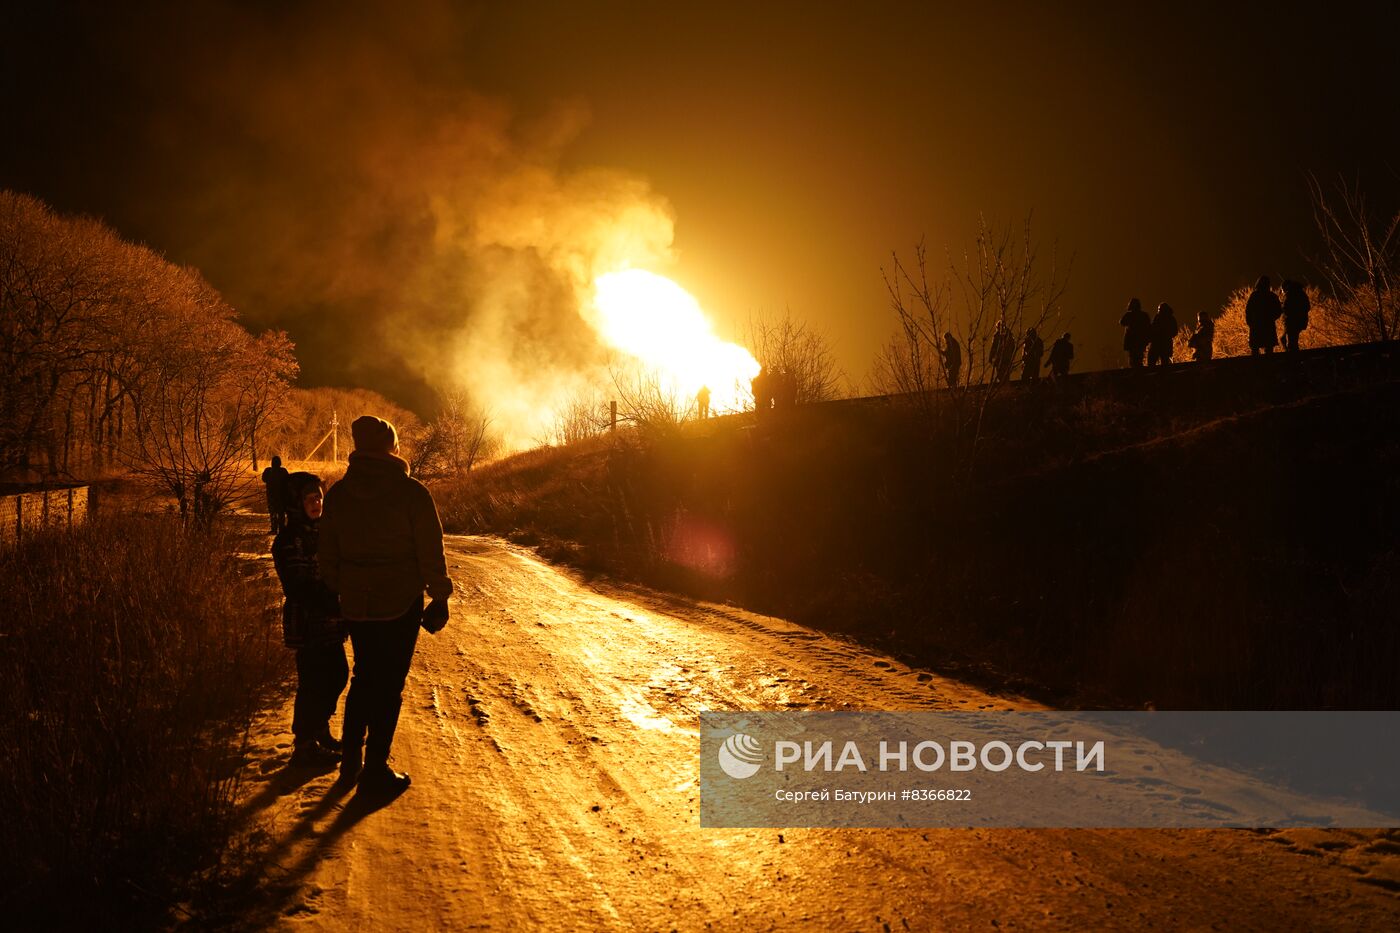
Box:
[73,0,682,447]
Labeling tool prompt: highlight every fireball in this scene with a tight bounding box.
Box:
[591,269,759,414]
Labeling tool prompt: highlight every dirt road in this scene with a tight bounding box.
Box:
[234,536,1400,930]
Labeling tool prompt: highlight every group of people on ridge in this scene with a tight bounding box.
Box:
[1118,298,1184,367]
[263,415,453,797]
[751,366,799,414]
[935,326,1075,388]
[1119,275,1312,367]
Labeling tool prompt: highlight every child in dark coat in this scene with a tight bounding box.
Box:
[272,472,348,767]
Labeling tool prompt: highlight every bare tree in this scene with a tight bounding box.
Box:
[0,191,303,502]
[240,330,298,471]
[407,388,499,479]
[873,213,1070,480]
[545,389,611,447]
[746,309,847,404]
[877,215,1069,392]
[0,193,115,478]
[127,330,247,517]
[609,361,685,434]
[872,238,950,396]
[1309,173,1400,342]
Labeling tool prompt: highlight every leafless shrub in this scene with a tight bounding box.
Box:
[746,309,847,403]
[545,388,612,447]
[406,388,499,480]
[876,214,1069,397]
[610,361,685,435]
[1309,173,1399,342]
[874,214,1071,479]
[0,514,284,918]
[1175,283,1350,359]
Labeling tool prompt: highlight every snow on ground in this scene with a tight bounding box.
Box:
[227,536,1400,930]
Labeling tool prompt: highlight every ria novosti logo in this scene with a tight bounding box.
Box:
[714,732,1109,779]
[717,733,764,779]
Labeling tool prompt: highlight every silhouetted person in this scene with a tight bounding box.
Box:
[1021,327,1044,381]
[262,454,290,535]
[940,332,962,388]
[751,367,772,416]
[1281,280,1310,353]
[990,320,1015,383]
[1245,275,1282,355]
[774,370,798,409]
[320,416,453,797]
[1120,298,1151,368]
[273,471,347,769]
[1188,311,1215,362]
[1148,302,1179,366]
[696,385,711,419]
[1048,332,1074,378]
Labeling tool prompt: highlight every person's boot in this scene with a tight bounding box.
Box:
[336,743,363,786]
[314,728,342,754]
[358,762,411,797]
[290,740,339,769]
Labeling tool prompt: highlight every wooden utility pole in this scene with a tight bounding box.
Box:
[305,411,341,463]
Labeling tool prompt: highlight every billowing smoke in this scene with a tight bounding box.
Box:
[444,165,679,444]
[76,0,683,447]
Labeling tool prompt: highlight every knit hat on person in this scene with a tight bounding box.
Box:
[285,472,323,523]
[286,471,323,500]
[350,415,398,454]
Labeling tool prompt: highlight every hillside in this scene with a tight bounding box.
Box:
[437,344,1400,709]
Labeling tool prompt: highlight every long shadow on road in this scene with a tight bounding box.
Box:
[208,765,410,929]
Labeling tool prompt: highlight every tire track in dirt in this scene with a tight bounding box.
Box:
[234,535,1400,931]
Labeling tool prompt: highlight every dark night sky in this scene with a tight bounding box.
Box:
[4,0,1398,417]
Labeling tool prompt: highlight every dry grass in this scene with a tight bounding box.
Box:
[0,512,286,924]
[437,376,1400,710]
